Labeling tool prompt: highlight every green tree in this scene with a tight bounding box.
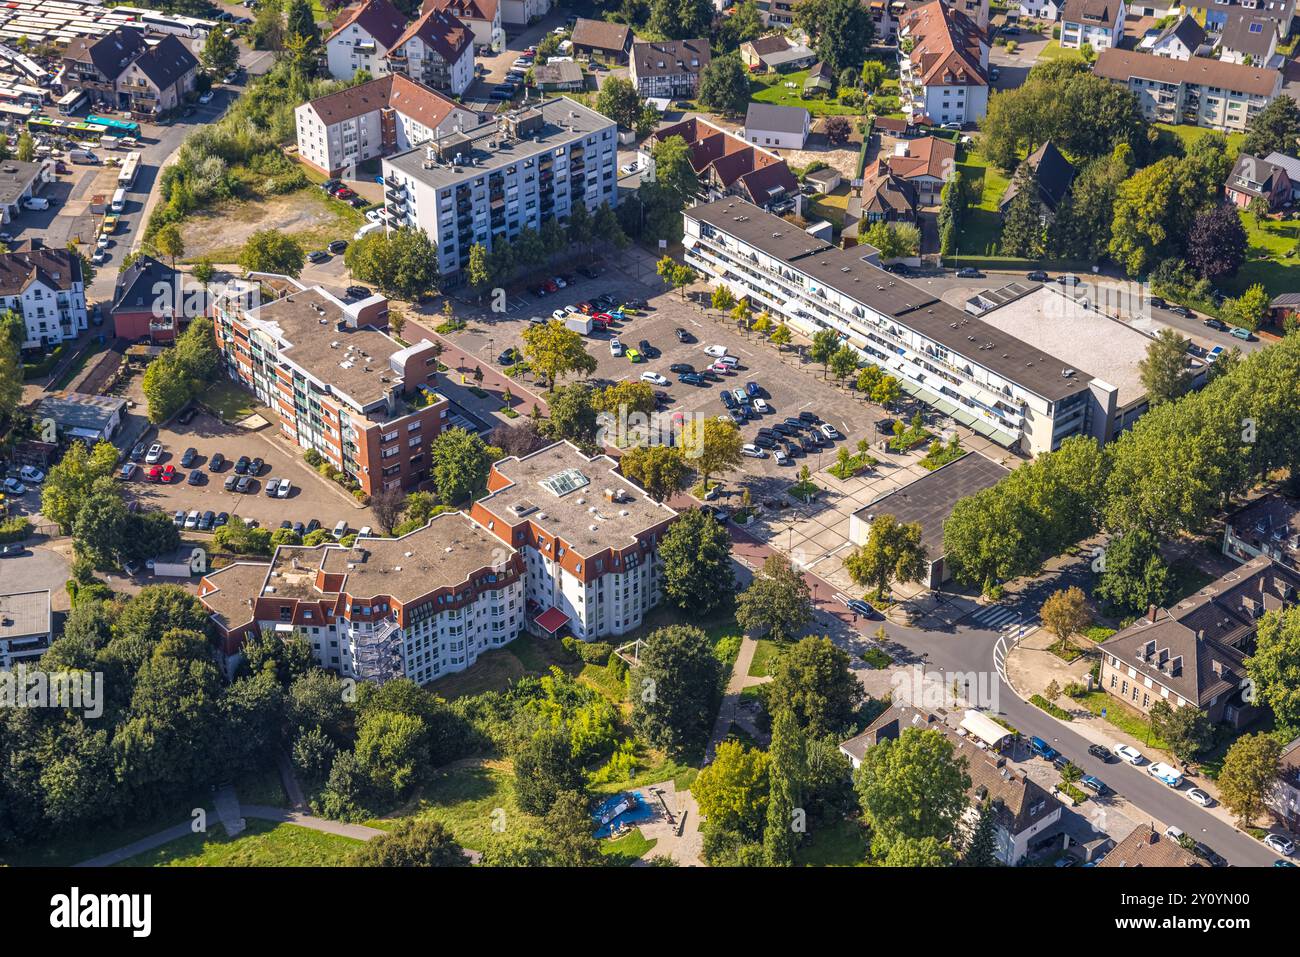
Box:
[40,440,119,533]
[15,131,34,163]
[200,23,240,76]
[71,478,128,568]
[768,636,863,737]
[962,801,999,866]
[631,624,723,754]
[513,728,584,815]
[1242,94,1300,159]
[810,328,839,375]
[1094,528,1173,616]
[863,221,921,260]
[1216,733,1281,827]
[795,0,875,73]
[693,739,770,839]
[594,75,642,128]
[1040,585,1090,641]
[854,727,970,859]
[521,319,597,392]
[1247,605,1300,734]
[844,513,927,601]
[648,0,714,39]
[711,284,736,312]
[544,789,602,866]
[466,243,491,295]
[1222,283,1270,332]
[542,383,599,447]
[828,344,859,384]
[1139,327,1195,405]
[153,223,185,268]
[1148,700,1214,763]
[735,554,813,643]
[884,835,952,866]
[698,53,751,116]
[682,416,743,489]
[620,445,690,504]
[344,228,440,300]
[640,136,700,242]
[239,229,304,277]
[763,707,806,866]
[656,507,735,614]
[1000,161,1045,258]
[429,427,496,504]
[937,170,965,256]
[351,818,467,866]
[770,323,793,349]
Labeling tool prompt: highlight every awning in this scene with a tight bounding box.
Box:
[898,380,1019,448]
[534,607,570,634]
[960,710,1012,748]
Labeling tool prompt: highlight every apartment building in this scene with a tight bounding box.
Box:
[683,198,1132,456]
[641,116,800,212]
[468,442,678,641]
[1093,47,1281,131]
[381,97,617,283]
[212,275,450,497]
[898,0,990,126]
[199,514,526,684]
[840,705,1063,866]
[1098,555,1300,726]
[0,590,51,671]
[421,0,505,51]
[295,73,483,177]
[324,0,408,81]
[62,27,197,114]
[1223,494,1300,571]
[1180,0,1296,36]
[0,248,88,350]
[1060,0,1127,50]
[629,38,711,98]
[385,5,475,96]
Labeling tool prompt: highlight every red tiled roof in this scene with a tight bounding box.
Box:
[391,6,473,63]
[901,0,988,87]
[326,0,407,47]
[534,606,570,633]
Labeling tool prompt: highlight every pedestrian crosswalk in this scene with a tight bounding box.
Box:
[968,604,1038,633]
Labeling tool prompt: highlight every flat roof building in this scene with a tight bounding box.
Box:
[0,589,51,669]
[36,390,126,443]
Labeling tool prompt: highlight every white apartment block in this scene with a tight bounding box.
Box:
[898,0,990,126]
[1094,48,1281,131]
[386,6,476,96]
[1060,0,1127,49]
[502,0,552,25]
[381,97,618,283]
[684,199,1128,457]
[0,590,51,671]
[295,73,483,178]
[423,0,506,51]
[0,249,89,350]
[324,0,407,81]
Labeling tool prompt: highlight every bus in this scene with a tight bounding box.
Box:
[57,89,87,116]
[27,117,108,139]
[114,7,217,38]
[86,115,141,138]
[0,103,35,125]
[118,151,141,189]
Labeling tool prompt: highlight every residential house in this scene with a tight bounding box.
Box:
[951,0,991,30]
[1097,825,1202,866]
[998,140,1076,218]
[421,0,504,51]
[743,102,811,150]
[0,248,88,350]
[883,135,957,205]
[847,453,1010,586]
[1093,48,1281,132]
[1060,0,1127,49]
[803,60,835,94]
[61,26,145,109]
[386,6,476,96]
[500,0,551,27]
[738,34,817,71]
[1098,555,1300,726]
[1268,292,1300,326]
[1264,151,1300,201]
[1268,736,1300,829]
[296,73,483,177]
[643,116,799,211]
[1179,0,1296,37]
[1218,10,1280,65]
[531,59,584,92]
[1019,0,1064,19]
[1224,152,1292,210]
[839,704,1063,866]
[112,34,198,115]
[569,18,633,62]
[768,0,796,25]
[629,38,711,98]
[868,0,907,43]
[110,254,202,343]
[859,166,919,222]
[1150,14,1205,58]
[1222,494,1300,571]
[0,590,51,670]
[0,159,51,225]
[897,1,991,126]
[324,0,408,82]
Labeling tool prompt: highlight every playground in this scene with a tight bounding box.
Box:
[590,782,703,865]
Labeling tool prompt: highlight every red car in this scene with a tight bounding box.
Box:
[577,301,595,314]
[591,313,613,328]
[160,465,178,483]
[543,279,558,293]
[147,465,162,482]
[335,187,356,200]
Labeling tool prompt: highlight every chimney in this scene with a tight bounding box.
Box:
[1147,604,1158,622]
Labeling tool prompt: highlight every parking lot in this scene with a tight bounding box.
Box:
[119,409,367,536]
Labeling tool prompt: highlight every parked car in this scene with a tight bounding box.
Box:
[18,465,44,483]
[1169,305,1192,319]
[1193,842,1228,867]
[752,398,770,414]
[328,240,348,255]
[2,477,26,495]
[1186,787,1213,807]
[333,519,349,539]
[1264,834,1295,856]
[640,371,668,386]
[235,475,253,494]
[264,478,281,497]
[1113,743,1144,765]
[1027,270,1049,282]
[704,344,728,358]
[307,250,328,263]
[741,443,767,458]
[346,285,372,299]
[609,338,623,357]
[497,347,522,365]
[1203,317,1226,331]
[1230,326,1255,341]
[1087,743,1113,762]
[956,267,983,278]
[173,509,186,527]
[180,447,198,468]
[129,442,149,462]
[1146,762,1183,787]
[1029,736,1060,762]
[249,457,264,476]
[187,468,204,486]
[234,455,250,474]
[845,598,880,620]
[119,463,138,481]
[215,512,229,528]
[199,510,215,531]
[159,465,178,483]
[798,411,820,425]
[276,479,292,498]
[224,474,239,491]
[819,422,840,440]
[209,452,226,472]
[678,372,703,385]
[669,362,694,374]
[145,443,163,464]
[184,510,200,529]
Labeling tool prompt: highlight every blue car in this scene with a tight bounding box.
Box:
[745,380,760,397]
[1029,736,1060,762]
[1080,775,1107,795]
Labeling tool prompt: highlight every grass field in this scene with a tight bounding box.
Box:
[795,818,869,866]
[116,818,362,867]
[601,827,658,864]
[426,633,581,699]
[1070,690,1172,753]
[954,147,1012,257]
[1034,40,1085,64]
[203,378,261,422]
[750,71,860,116]
[181,185,366,264]
[1151,122,1247,161]
[747,638,783,678]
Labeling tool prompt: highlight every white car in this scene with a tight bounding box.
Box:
[358,525,373,537]
[184,510,200,529]
[198,90,214,104]
[365,208,384,223]
[819,422,840,440]
[610,338,624,356]
[19,466,44,483]
[92,249,107,265]
[145,443,163,464]
[1186,788,1213,807]
[22,197,49,211]
[553,276,567,289]
[774,449,789,465]
[275,479,292,498]
[1146,762,1183,787]
[752,398,770,413]
[704,344,728,358]
[551,308,568,321]
[1113,743,1144,765]
[716,355,739,368]
[1265,833,1295,856]
[741,443,767,458]
[640,371,668,386]
[96,235,110,249]
[1163,825,1185,842]
[333,519,349,539]
[2,477,26,495]
[620,162,639,175]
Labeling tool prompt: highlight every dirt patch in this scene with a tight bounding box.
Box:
[182,190,359,260]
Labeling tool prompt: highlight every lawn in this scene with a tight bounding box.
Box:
[1216,213,1300,298]
[750,71,860,116]
[426,633,581,700]
[1069,690,1172,752]
[115,818,362,867]
[601,827,658,864]
[1151,122,1247,162]
[953,147,1011,258]
[1034,40,1085,64]
[202,378,261,422]
[747,638,783,678]
[795,817,869,866]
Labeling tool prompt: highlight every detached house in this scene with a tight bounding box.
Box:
[1224,152,1292,210]
[1098,555,1300,727]
[897,1,990,126]
[0,249,88,350]
[325,0,408,82]
[999,140,1076,219]
[385,6,475,96]
[840,704,1063,866]
[1098,825,1202,867]
[421,0,505,52]
[629,38,711,98]
[1060,0,1127,50]
[62,28,198,115]
[883,135,958,205]
[1218,11,1280,66]
[642,116,799,211]
[743,103,811,150]
[1150,14,1205,58]
[110,254,196,343]
[569,18,633,62]
[62,27,145,109]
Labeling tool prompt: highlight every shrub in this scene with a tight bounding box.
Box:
[562,637,613,665]
[0,515,31,543]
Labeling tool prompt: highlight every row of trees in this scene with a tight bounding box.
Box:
[141,317,222,423]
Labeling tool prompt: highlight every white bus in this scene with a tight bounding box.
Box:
[56,89,86,115]
[117,151,141,188]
